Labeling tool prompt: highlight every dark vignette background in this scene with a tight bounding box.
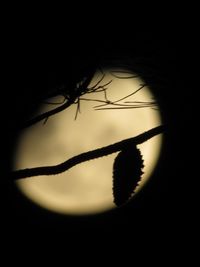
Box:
[0,27,196,259]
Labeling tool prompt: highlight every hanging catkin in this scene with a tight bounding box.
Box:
[113,144,144,207]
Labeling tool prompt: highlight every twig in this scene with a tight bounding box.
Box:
[94,84,146,109]
[11,125,164,180]
[20,70,97,129]
[21,99,74,129]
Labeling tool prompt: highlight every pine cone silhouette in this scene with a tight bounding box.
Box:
[113,144,144,207]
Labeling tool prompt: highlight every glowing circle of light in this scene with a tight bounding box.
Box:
[14,69,163,215]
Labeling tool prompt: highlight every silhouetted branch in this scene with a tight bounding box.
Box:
[21,99,74,128]
[94,101,156,110]
[20,69,97,129]
[20,69,155,128]
[94,84,148,110]
[11,125,164,180]
[110,70,139,79]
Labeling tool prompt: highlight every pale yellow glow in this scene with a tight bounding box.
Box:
[14,69,162,215]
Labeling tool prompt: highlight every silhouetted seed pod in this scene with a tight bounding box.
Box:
[113,144,144,207]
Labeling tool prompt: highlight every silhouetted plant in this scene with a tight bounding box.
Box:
[13,67,164,207]
[21,68,157,128]
[113,144,144,207]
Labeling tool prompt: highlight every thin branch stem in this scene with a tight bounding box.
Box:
[20,70,97,129]
[110,70,139,79]
[94,84,146,109]
[95,102,157,110]
[87,73,105,90]
[21,98,74,129]
[11,125,164,180]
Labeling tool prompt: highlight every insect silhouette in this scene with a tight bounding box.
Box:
[113,144,144,207]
